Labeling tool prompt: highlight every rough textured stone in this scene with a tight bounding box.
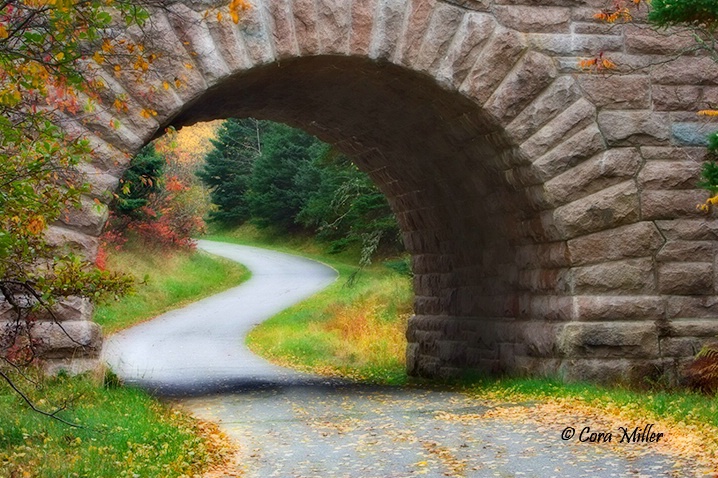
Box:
[553,181,639,239]
[519,98,595,159]
[597,110,671,145]
[624,25,695,55]
[317,0,351,54]
[558,321,659,358]
[641,146,708,162]
[506,75,580,142]
[652,57,718,86]
[293,0,320,55]
[45,225,100,259]
[527,33,622,55]
[76,162,120,200]
[531,124,605,182]
[542,148,641,207]
[266,0,299,59]
[460,26,526,104]
[413,3,464,76]
[34,296,93,322]
[641,189,707,220]
[657,241,715,263]
[567,222,664,266]
[572,295,664,322]
[638,160,701,190]
[672,122,716,146]
[652,86,703,111]
[493,6,570,32]
[658,262,713,295]
[569,258,655,294]
[485,51,556,123]
[30,321,102,358]
[166,3,230,85]
[436,12,495,86]
[577,74,650,109]
[396,0,435,65]
[350,0,378,56]
[369,0,407,60]
[657,219,718,241]
[56,196,109,237]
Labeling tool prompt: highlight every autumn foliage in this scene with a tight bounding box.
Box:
[103,128,210,254]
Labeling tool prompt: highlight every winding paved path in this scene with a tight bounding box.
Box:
[102,240,338,395]
[103,241,703,477]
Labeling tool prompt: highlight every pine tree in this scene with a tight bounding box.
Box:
[197,118,266,226]
[246,123,324,231]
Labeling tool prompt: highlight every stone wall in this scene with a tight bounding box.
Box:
[5,0,718,383]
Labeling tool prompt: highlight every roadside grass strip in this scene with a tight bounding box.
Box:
[0,371,234,477]
[94,243,250,333]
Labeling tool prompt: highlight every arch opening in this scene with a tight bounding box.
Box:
[165,55,536,379]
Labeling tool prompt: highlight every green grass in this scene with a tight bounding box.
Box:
[467,375,718,429]
[206,225,413,385]
[0,371,231,477]
[94,243,250,333]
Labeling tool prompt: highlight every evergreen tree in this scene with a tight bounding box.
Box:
[297,154,400,253]
[115,143,165,219]
[197,118,265,226]
[246,123,325,231]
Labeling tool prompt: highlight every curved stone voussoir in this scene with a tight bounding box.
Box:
[484,50,557,124]
[370,0,409,61]
[434,11,495,88]
[395,0,436,66]
[56,195,109,238]
[316,0,352,55]
[141,10,210,105]
[165,3,232,86]
[411,2,465,77]
[459,26,527,105]
[236,0,277,65]
[266,0,299,59]
[45,225,101,260]
[506,74,581,143]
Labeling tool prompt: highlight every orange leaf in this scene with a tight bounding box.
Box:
[601,58,616,70]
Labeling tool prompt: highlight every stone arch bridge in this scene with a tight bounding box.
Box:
[13,0,718,383]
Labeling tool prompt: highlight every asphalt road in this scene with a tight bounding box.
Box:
[102,240,705,477]
[102,240,338,395]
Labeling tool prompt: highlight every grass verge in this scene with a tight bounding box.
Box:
[0,242,249,477]
[0,371,233,477]
[206,225,413,385]
[94,243,250,334]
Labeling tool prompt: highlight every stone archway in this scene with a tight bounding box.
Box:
[33,0,718,383]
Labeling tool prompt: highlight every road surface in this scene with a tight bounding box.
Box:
[103,241,705,477]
